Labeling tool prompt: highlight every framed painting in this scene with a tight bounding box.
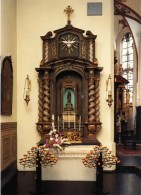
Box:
[1,56,13,115]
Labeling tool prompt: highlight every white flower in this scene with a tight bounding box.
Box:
[55,134,58,138]
[55,138,58,142]
[50,137,53,141]
[62,138,68,143]
[53,144,63,150]
[53,129,57,132]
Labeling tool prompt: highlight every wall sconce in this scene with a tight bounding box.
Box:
[106,74,113,107]
[23,75,31,105]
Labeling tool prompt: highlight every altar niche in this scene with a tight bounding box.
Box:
[53,71,84,143]
[35,17,103,144]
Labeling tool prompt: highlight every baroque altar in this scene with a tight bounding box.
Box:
[35,6,103,144]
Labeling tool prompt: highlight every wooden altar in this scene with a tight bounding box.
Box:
[35,6,103,144]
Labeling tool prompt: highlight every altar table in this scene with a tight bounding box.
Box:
[42,145,96,181]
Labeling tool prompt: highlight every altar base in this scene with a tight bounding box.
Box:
[42,145,96,181]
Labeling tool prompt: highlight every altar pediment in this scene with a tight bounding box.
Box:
[40,23,97,63]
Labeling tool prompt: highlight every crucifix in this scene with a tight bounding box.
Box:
[64,5,74,24]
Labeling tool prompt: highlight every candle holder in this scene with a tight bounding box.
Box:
[106,74,113,107]
[19,146,58,195]
[106,94,113,107]
[23,75,31,105]
[82,144,120,194]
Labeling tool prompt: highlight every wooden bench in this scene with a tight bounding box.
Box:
[124,140,136,150]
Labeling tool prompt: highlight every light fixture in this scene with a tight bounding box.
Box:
[23,75,31,105]
[106,74,113,107]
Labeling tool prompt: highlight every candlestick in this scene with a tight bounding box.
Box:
[58,116,59,130]
[52,114,55,127]
[74,114,76,129]
[62,115,64,129]
[68,113,70,128]
[79,115,81,131]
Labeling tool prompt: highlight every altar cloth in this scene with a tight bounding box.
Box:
[42,145,96,181]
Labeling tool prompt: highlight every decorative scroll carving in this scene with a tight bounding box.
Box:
[51,41,57,59]
[62,131,81,142]
[43,71,50,122]
[94,79,100,122]
[81,41,86,59]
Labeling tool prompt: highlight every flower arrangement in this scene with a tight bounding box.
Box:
[45,128,70,151]
[19,116,70,168]
[38,115,70,151]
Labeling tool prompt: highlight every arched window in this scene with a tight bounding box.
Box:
[122,33,133,103]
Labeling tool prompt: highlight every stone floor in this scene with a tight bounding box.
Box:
[1,171,141,195]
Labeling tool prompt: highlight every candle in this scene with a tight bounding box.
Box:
[79,115,81,131]
[58,116,59,130]
[106,80,108,99]
[62,115,64,129]
[52,114,54,127]
[68,113,70,128]
[74,114,76,129]
[108,91,111,95]
[107,75,112,92]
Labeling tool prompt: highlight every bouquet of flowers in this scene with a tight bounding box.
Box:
[38,115,70,151]
[45,128,70,151]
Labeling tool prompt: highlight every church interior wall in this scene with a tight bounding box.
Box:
[17,0,115,171]
[0,0,17,187]
[1,0,17,123]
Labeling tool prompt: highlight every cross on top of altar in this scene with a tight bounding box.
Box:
[64,5,74,23]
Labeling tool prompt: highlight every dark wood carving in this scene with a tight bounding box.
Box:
[36,21,103,144]
[1,56,13,115]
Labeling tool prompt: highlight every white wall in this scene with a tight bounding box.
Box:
[1,0,17,122]
[16,0,114,170]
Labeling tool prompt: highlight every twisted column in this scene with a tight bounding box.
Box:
[43,71,50,122]
[94,79,100,122]
[38,78,44,122]
[88,70,95,123]
[44,41,48,63]
[89,40,94,62]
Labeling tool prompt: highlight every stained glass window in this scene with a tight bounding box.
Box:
[122,33,133,103]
